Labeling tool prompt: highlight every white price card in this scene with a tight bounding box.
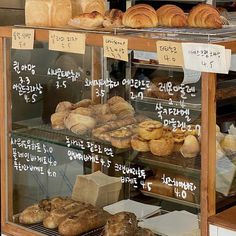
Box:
[12,28,35,50]
[182,43,231,74]
[49,31,86,54]
[103,36,128,62]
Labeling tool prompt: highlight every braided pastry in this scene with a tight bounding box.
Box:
[188,4,222,28]
[156,4,187,27]
[122,4,158,28]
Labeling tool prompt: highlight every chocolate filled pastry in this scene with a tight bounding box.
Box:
[188,4,222,28]
[122,4,158,28]
[103,9,124,28]
[149,137,174,156]
[131,135,150,152]
[138,120,163,140]
[110,128,133,148]
[156,4,187,27]
[68,11,104,29]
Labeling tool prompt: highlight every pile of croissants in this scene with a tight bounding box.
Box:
[69,3,228,30]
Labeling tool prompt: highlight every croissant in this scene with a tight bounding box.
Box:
[103,9,124,28]
[122,4,158,28]
[188,4,222,28]
[156,5,187,27]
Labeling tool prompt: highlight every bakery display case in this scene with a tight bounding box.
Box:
[1,1,236,236]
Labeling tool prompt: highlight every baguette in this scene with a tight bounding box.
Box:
[43,202,92,229]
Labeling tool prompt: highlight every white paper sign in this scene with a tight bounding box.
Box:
[182,69,201,84]
[230,54,236,71]
[182,43,231,74]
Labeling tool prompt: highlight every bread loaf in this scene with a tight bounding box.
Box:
[25,0,72,27]
[51,112,68,130]
[188,4,222,28]
[43,202,92,229]
[19,204,48,224]
[156,5,187,27]
[80,0,106,15]
[123,4,158,28]
[58,207,110,236]
[68,11,104,29]
[103,212,138,236]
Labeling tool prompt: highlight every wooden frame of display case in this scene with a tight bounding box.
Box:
[0,26,236,236]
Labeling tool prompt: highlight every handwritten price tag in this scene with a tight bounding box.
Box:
[49,31,86,54]
[182,43,231,74]
[103,36,128,62]
[156,41,184,66]
[12,28,35,50]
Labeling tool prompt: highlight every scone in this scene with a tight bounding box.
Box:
[110,129,133,148]
[131,135,150,152]
[138,120,163,140]
[149,137,174,156]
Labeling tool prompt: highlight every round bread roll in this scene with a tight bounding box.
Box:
[145,176,173,197]
[221,134,236,153]
[64,113,96,135]
[107,96,126,105]
[51,112,68,130]
[68,11,104,29]
[180,135,200,158]
[122,4,158,28]
[138,120,163,140]
[55,101,73,113]
[149,137,174,156]
[110,129,133,149]
[71,107,93,117]
[131,135,150,152]
[74,99,94,108]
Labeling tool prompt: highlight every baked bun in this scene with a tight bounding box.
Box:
[110,128,133,148]
[122,4,158,28]
[180,135,200,158]
[19,204,48,224]
[68,11,104,29]
[131,135,150,152]
[149,137,174,156]
[56,101,73,113]
[64,113,96,135]
[71,107,93,117]
[138,120,163,140]
[221,134,236,153]
[188,4,222,28]
[51,112,68,130]
[156,4,187,27]
[74,99,94,108]
[104,212,138,236]
[103,9,124,28]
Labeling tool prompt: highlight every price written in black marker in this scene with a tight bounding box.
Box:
[49,31,86,54]
[12,28,35,50]
[156,40,184,67]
